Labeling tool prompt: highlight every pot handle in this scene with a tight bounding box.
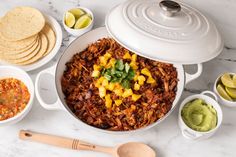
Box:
[201,91,218,102]
[185,63,203,84]
[35,65,64,110]
[181,129,203,140]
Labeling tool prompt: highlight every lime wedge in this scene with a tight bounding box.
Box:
[225,87,236,99]
[69,8,85,19]
[221,73,236,88]
[233,75,236,86]
[74,14,92,29]
[65,12,76,28]
[217,84,233,101]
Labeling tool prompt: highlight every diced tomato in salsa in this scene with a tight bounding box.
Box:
[0,78,30,121]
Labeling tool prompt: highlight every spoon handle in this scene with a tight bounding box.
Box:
[19,130,99,151]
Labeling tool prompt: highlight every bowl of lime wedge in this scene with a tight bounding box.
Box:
[214,73,236,107]
[63,7,94,36]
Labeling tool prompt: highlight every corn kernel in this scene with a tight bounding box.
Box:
[107,83,115,91]
[115,99,122,106]
[141,68,151,77]
[99,56,108,66]
[97,77,105,83]
[114,88,123,96]
[123,51,132,59]
[104,52,112,59]
[115,83,122,89]
[132,94,142,102]
[131,54,137,62]
[130,62,138,70]
[102,79,109,87]
[133,72,140,81]
[105,58,116,68]
[105,94,111,100]
[95,82,100,88]
[93,64,101,71]
[122,89,133,98]
[134,82,140,91]
[109,58,116,66]
[92,70,100,77]
[105,94,112,108]
[147,77,156,84]
[95,77,105,87]
[99,86,106,98]
[138,75,146,85]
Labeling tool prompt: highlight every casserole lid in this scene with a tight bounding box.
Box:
[105,0,223,64]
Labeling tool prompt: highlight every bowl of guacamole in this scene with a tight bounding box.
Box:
[181,99,217,132]
[178,91,223,140]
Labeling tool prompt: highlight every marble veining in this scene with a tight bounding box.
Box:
[0,0,236,157]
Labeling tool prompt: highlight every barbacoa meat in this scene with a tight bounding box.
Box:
[61,38,178,131]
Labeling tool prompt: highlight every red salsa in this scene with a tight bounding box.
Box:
[0,78,30,121]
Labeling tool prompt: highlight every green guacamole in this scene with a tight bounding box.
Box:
[181,99,217,132]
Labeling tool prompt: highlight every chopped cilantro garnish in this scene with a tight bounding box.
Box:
[101,59,135,89]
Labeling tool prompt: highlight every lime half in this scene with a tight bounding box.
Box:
[221,73,236,88]
[233,75,236,86]
[217,84,233,101]
[226,87,236,99]
[65,12,76,28]
[69,8,85,19]
[74,14,92,29]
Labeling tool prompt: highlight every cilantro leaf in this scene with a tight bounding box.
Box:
[126,68,135,80]
[125,63,130,73]
[121,79,130,89]
[104,73,112,81]
[115,59,124,71]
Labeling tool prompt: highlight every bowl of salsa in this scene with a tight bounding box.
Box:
[0,66,34,126]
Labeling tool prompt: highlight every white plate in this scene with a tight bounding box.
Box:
[0,15,62,72]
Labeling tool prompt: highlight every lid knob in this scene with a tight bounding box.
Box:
[159,0,181,17]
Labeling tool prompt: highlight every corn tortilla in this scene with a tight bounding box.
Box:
[1,38,40,60]
[0,33,38,51]
[0,35,39,55]
[2,38,41,64]
[0,6,45,41]
[41,23,56,56]
[18,33,49,65]
[3,33,48,64]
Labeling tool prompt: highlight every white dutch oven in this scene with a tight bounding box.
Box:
[35,0,223,133]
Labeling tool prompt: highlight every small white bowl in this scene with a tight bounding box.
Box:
[178,91,223,140]
[63,7,94,37]
[213,73,236,107]
[0,66,34,126]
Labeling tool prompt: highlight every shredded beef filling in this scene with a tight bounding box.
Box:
[61,38,178,131]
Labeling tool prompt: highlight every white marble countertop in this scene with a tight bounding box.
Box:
[0,0,236,157]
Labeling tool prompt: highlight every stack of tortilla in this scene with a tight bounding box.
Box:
[0,6,56,65]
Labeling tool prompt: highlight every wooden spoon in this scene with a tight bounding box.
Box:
[19,130,156,157]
